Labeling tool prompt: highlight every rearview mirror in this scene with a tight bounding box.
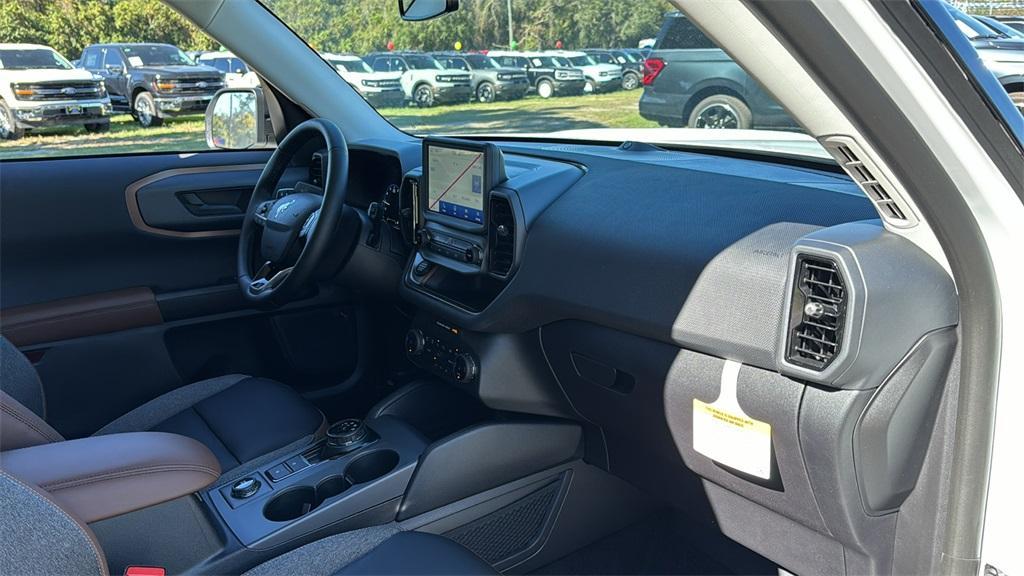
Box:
[398,0,458,21]
[205,88,270,150]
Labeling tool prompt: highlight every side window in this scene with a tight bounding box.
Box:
[658,15,716,50]
[102,48,124,70]
[371,58,387,72]
[453,58,469,71]
[0,1,263,160]
[82,49,100,69]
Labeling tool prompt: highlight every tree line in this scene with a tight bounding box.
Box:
[0,0,674,60]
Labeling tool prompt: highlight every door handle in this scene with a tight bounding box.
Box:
[179,192,244,216]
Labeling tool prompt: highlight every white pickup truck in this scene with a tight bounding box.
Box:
[0,43,112,140]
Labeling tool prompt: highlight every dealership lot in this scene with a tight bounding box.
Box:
[0,89,654,159]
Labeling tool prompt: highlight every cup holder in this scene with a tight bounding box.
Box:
[263,475,352,522]
[262,450,398,522]
[345,450,399,484]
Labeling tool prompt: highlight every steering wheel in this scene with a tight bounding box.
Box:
[238,118,349,304]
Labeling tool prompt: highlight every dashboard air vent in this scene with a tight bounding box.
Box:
[786,255,846,371]
[824,137,917,228]
[488,195,516,277]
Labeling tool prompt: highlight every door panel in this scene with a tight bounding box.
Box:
[1,151,271,308]
[1,151,364,437]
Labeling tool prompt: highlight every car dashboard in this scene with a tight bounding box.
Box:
[314,135,957,576]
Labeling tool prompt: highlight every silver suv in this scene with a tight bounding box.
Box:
[432,53,529,103]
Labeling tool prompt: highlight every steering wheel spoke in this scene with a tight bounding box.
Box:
[253,200,275,227]
[300,209,320,239]
[250,266,293,294]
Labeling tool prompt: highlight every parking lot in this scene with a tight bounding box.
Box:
[0,90,651,160]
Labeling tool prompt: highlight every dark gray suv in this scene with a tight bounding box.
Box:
[638,12,797,130]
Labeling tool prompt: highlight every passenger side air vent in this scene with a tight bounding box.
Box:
[823,137,917,228]
[488,195,516,278]
[786,255,846,371]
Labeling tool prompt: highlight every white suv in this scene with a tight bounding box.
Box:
[0,43,112,140]
[196,51,260,89]
[545,50,622,93]
[321,54,405,108]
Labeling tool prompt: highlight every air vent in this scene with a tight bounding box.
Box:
[488,195,516,277]
[824,137,917,228]
[786,255,846,371]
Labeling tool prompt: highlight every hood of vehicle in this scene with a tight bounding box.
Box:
[339,70,402,82]
[135,64,222,77]
[971,37,1024,51]
[495,128,832,161]
[0,68,98,82]
[978,47,1024,64]
[491,67,527,76]
[582,63,622,74]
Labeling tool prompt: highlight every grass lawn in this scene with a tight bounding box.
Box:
[0,90,653,160]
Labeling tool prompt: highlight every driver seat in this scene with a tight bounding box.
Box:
[0,337,325,473]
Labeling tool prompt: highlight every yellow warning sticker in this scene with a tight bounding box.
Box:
[693,398,772,479]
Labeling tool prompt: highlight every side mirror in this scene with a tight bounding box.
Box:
[398,0,458,21]
[205,88,271,150]
[105,64,124,74]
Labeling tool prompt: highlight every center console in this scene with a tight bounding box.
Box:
[205,416,427,550]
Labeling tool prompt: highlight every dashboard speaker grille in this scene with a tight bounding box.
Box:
[787,255,846,370]
[489,195,515,277]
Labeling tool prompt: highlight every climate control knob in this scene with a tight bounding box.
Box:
[453,353,478,383]
[405,329,425,356]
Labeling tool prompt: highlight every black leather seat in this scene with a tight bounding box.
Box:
[1,337,324,472]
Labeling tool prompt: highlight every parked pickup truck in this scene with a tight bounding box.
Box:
[79,43,225,127]
[0,44,112,140]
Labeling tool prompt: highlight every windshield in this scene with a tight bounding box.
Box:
[331,58,373,73]
[262,0,829,160]
[944,4,1003,39]
[568,55,597,66]
[0,48,72,70]
[465,55,500,69]
[404,55,443,70]
[123,45,195,66]
[977,16,1024,39]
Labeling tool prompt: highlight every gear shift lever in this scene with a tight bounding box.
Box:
[321,418,371,459]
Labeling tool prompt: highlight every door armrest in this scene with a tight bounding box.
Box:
[0,432,220,523]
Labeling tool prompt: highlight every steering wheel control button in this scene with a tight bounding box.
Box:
[266,463,292,482]
[230,477,261,500]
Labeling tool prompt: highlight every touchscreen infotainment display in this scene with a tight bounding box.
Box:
[426,144,486,224]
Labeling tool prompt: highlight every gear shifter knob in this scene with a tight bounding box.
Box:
[321,418,371,459]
